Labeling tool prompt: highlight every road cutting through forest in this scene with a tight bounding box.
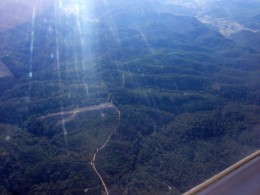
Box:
[90,107,121,195]
[39,103,116,120]
[90,107,120,195]
[38,102,121,194]
[90,134,111,195]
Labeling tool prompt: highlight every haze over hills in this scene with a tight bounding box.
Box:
[0,0,259,194]
[0,0,53,31]
[152,0,260,36]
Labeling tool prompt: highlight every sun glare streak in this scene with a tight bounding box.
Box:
[54,1,69,151]
[29,7,36,78]
[75,13,86,73]
[219,4,233,19]
[85,84,90,96]
[59,0,63,9]
[63,3,81,15]
[70,1,100,97]
[61,117,69,153]
[122,74,125,87]
[53,0,112,143]
[139,31,150,50]
[110,24,122,45]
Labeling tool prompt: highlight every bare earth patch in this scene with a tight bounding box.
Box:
[197,16,258,37]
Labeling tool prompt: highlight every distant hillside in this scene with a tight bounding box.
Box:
[231,30,260,50]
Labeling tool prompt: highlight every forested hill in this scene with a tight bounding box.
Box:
[0,0,259,194]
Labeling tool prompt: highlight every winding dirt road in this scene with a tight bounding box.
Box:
[90,108,120,195]
[38,102,121,194]
[38,102,117,126]
[39,103,115,120]
[90,134,111,195]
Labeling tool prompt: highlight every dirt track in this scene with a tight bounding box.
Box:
[39,103,116,121]
[90,134,112,195]
[38,102,121,194]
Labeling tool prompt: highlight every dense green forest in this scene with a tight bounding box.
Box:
[0,0,259,194]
